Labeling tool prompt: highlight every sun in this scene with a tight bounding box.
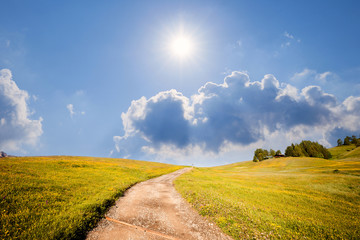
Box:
[169,34,194,59]
[162,24,200,63]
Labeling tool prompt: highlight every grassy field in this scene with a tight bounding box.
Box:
[330,144,360,160]
[0,156,183,239]
[175,145,360,239]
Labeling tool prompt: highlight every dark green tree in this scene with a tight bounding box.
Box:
[263,149,269,158]
[254,148,265,161]
[253,148,274,162]
[270,149,276,157]
[322,146,332,159]
[293,144,303,157]
[344,136,351,145]
[337,138,343,146]
[275,150,282,155]
[284,141,331,159]
[285,145,294,157]
[351,135,358,145]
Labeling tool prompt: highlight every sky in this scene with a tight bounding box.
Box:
[1,0,360,166]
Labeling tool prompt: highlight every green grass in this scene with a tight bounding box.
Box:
[328,144,355,159]
[0,156,183,239]
[329,144,360,160]
[175,146,360,239]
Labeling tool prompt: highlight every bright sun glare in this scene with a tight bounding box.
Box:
[170,35,194,59]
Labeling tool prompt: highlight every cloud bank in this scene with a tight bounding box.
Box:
[0,69,43,152]
[114,71,360,165]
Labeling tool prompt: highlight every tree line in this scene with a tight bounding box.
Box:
[253,140,332,162]
[253,148,282,162]
[337,135,360,147]
[253,134,360,162]
[284,140,332,159]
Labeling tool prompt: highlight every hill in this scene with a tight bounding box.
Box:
[175,145,360,239]
[0,156,183,239]
[329,144,360,160]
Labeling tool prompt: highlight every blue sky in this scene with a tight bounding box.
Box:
[1,1,359,166]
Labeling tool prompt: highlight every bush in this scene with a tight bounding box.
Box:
[284,141,332,159]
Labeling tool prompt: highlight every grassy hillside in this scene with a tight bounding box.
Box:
[329,144,360,160]
[0,156,183,239]
[175,146,360,239]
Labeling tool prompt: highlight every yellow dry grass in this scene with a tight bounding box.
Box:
[0,156,183,239]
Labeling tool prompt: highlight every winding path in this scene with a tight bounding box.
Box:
[86,168,232,240]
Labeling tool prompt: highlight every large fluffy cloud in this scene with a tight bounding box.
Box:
[114,71,360,164]
[0,69,43,151]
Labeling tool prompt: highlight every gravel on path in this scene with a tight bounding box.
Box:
[86,168,233,240]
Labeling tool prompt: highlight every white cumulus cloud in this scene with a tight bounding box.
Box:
[113,71,360,165]
[0,69,43,152]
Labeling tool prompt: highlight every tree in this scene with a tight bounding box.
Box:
[293,144,303,157]
[285,146,294,157]
[299,141,311,157]
[263,149,269,157]
[254,148,265,161]
[351,135,358,145]
[253,148,273,162]
[284,141,331,159]
[322,146,332,159]
[344,136,351,145]
[337,138,343,146]
[275,150,282,155]
[270,149,276,157]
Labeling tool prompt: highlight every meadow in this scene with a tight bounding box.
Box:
[0,156,183,239]
[175,145,360,239]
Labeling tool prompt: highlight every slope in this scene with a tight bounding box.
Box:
[175,147,360,239]
[329,144,360,160]
[0,156,183,239]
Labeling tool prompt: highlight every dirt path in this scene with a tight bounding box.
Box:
[86,168,232,240]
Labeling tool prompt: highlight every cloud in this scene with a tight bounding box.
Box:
[315,71,333,83]
[113,71,360,165]
[291,68,316,80]
[0,69,43,151]
[281,31,300,48]
[67,103,85,118]
[284,32,294,39]
[67,104,75,118]
[75,90,85,96]
[290,68,339,90]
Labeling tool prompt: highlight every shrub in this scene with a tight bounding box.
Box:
[284,141,331,159]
